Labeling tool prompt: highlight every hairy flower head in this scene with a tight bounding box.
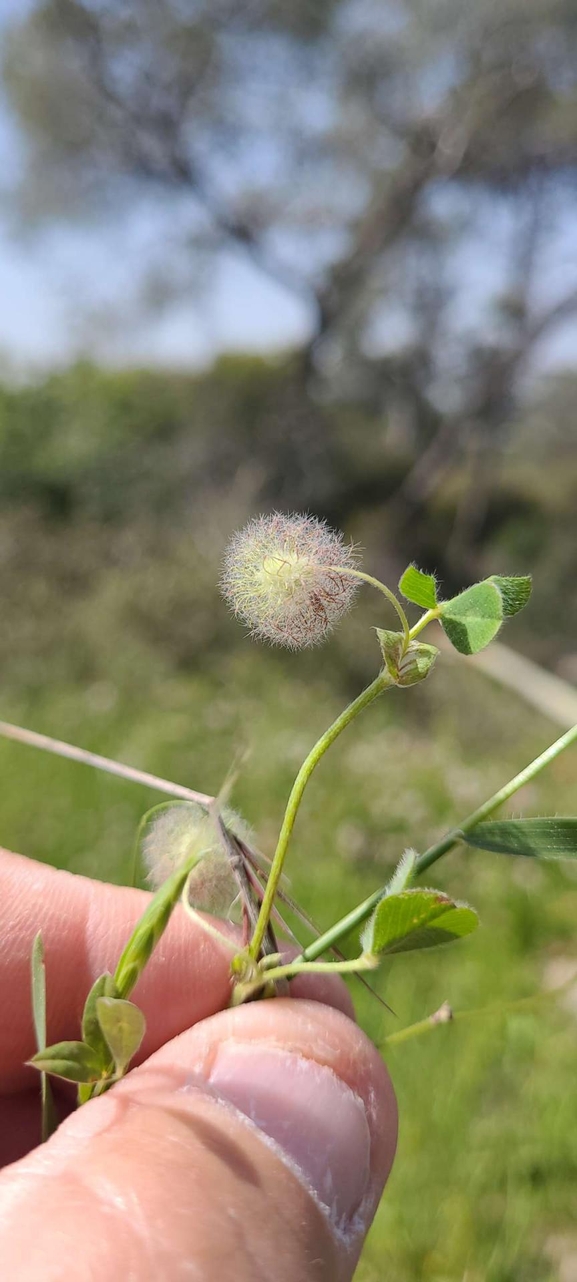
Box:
[142,801,250,920]
[221,512,359,649]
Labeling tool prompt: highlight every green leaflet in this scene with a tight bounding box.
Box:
[114,847,204,998]
[96,997,146,1076]
[82,972,121,1065]
[398,565,438,610]
[440,581,503,655]
[440,574,531,655]
[28,1040,104,1084]
[489,575,532,617]
[462,817,577,859]
[361,888,478,957]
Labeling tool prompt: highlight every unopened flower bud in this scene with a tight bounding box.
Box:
[377,630,439,686]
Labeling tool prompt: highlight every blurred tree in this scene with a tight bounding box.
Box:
[2,0,577,565]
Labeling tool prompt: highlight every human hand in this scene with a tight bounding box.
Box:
[0,848,397,1281]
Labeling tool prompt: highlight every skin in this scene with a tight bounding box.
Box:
[0,848,398,1281]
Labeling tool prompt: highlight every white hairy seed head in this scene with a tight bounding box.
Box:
[220,512,360,649]
[142,802,250,921]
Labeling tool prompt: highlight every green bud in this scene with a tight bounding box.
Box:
[376,630,439,687]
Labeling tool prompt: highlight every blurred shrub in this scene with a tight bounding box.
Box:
[0,355,575,699]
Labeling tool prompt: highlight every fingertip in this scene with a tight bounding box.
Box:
[116,996,397,1259]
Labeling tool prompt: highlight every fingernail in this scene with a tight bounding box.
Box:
[208,1043,371,1229]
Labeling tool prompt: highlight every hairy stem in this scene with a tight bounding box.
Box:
[249,670,391,958]
[258,956,376,985]
[408,607,441,640]
[296,885,388,964]
[330,567,411,643]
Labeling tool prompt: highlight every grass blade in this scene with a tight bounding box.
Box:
[30,932,58,1142]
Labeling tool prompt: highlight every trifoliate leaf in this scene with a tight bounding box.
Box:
[489,575,532,617]
[440,581,503,655]
[28,1041,104,1084]
[361,888,478,957]
[462,817,577,859]
[399,565,438,610]
[96,997,146,1077]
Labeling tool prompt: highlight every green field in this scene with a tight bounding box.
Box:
[1,639,575,1281]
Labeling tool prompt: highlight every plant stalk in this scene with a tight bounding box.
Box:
[331,567,410,642]
[408,608,441,640]
[257,956,375,985]
[249,670,391,957]
[415,722,577,875]
[292,723,577,965]
[382,975,577,1048]
[0,719,212,806]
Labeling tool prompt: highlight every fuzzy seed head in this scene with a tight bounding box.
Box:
[142,802,249,922]
[221,512,360,649]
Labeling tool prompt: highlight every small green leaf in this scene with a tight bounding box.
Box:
[82,973,121,1065]
[114,849,203,998]
[462,817,577,859]
[489,575,532,617]
[96,998,146,1077]
[30,932,58,1142]
[440,580,503,655]
[361,889,478,957]
[399,565,438,610]
[28,1040,103,1084]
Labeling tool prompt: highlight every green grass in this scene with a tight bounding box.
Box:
[1,647,576,1280]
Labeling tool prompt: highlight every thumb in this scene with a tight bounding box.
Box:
[0,1000,397,1282]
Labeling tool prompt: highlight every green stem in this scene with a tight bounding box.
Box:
[330,567,410,643]
[293,722,577,965]
[383,1008,453,1046]
[297,884,388,964]
[259,956,375,985]
[383,976,577,1048]
[249,670,391,958]
[408,607,441,641]
[415,722,577,876]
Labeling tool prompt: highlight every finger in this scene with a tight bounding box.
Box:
[0,849,354,1092]
[0,1000,397,1282]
